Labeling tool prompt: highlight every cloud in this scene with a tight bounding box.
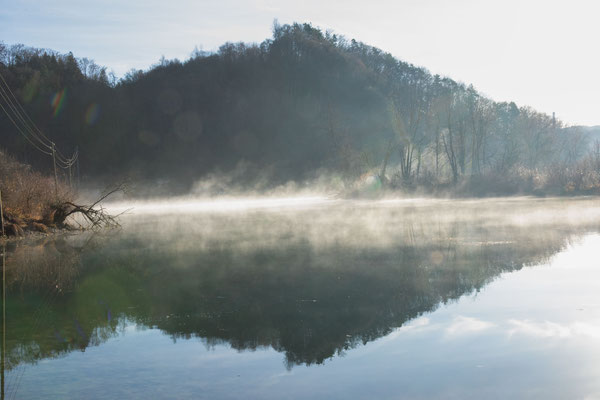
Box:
[445,316,496,337]
[398,317,431,333]
[507,319,600,339]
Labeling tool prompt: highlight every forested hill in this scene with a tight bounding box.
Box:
[0,23,594,193]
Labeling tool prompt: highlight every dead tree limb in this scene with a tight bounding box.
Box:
[51,184,125,230]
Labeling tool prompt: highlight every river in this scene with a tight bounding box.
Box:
[2,196,600,399]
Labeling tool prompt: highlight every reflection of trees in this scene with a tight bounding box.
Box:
[4,236,81,293]
[2,233,135,372]
[2,216,594,370]
[3,236,83,371]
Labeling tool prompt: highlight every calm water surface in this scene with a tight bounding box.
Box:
[2,196,600,399]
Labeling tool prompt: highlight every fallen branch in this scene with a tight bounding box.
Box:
[51,184,125,230]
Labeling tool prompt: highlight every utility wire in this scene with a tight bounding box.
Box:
[0,69,78,165]
[55,147,78,166]
[0,83,52,151]
[55,149,78,165]
[0,99,53,156]
[0,71,54,148]
[0,70,79,173]
[0,86,53,153]
[0,84,80,170]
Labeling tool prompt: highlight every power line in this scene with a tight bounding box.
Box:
[0,71,54,149]
[55,148,78,167]
[0,69,80,189]
[0,81,52,151]
[0,99,53,156]
[0,87,53,153]
[0,85,76,168]
[0,70,79,165]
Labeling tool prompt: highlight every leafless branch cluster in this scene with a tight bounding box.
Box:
[53,184,126,230]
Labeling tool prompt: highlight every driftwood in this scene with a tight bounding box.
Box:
[51,184,125,230]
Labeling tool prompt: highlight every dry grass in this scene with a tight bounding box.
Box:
[0,149,71,221]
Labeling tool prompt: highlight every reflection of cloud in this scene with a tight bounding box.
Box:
[263,370,294,387]
[507,319,600,339]
[445,316,495,336]
[366,318,435,353]
[396,316,600,343]
[399,317,431,332]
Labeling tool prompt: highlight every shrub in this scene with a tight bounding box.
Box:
[0,149,71,220]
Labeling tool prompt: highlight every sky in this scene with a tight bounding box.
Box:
[1,0,600,126]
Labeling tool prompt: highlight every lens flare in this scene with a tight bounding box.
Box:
[51,89,67,117]
[85,103,101,125]
[359,173,382,192]
[23,75,39,102]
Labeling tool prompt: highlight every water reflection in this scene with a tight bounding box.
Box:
[3,197,599,384]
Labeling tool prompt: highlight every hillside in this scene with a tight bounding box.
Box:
[0,22,597,194]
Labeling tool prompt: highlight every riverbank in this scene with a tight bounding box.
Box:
[0,149,75,238]
[0,209,79,238]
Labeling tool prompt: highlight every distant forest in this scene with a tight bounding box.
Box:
[1,22,599,195]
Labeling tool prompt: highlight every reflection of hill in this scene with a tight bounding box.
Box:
[3,200,599,369]
[137,225,567,368]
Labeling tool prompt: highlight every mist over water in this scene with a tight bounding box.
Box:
[104,195,600,249]
[4,196,600,399]
[105,194,334,214]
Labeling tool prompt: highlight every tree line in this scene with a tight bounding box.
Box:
[0,22,596,194]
